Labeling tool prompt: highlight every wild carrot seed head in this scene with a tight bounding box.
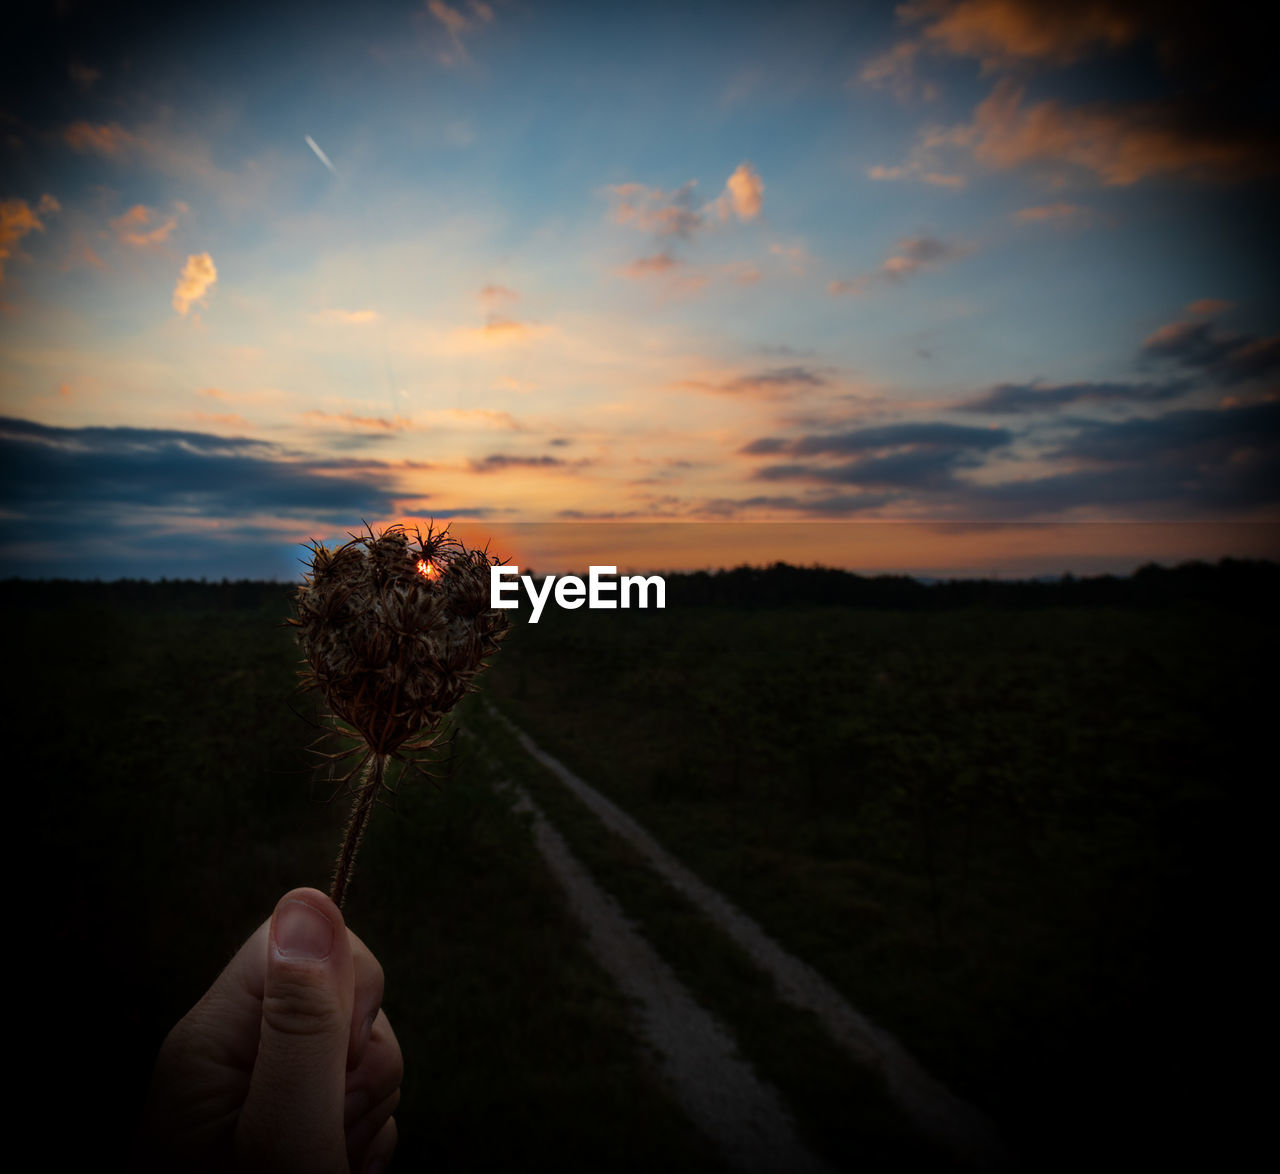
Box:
[293,523,509,754]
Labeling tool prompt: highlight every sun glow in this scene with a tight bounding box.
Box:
[417,558,438,579]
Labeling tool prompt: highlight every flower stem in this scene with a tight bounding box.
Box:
[330,752,385,909]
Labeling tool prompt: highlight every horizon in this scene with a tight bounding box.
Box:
[2,1,1277,580]
[3,530,1275,585]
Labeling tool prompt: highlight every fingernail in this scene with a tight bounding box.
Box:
[274,899,334,961]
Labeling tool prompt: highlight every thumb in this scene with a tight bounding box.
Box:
[235,888,354,1173]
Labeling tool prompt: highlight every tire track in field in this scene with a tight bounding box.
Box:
[488,702,1010,1172]
[510,784,835,1174]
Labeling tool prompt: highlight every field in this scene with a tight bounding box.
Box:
[6,565,1271,1170]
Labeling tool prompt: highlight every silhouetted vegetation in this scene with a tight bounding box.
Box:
[9,554,1271,612]
[6,556,1273,1170]
[663,556,1279,610]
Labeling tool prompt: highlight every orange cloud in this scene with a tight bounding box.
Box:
[901,0,1142,69]
[0,194,58,282]
[111,202,183,247]
[620,252,678,278]
[64,121,136,157]
[429,0,468,36]
[447,315,551,350]
[1186,298,1233,318]
[965,79,1273,185]
[479,284,518,305]
[609,165,764,267]
[481,316,535,338]
[714,162,764,222]
[172,252,217,315]
[609,181,704,238]
[303,411,410,431]
[428,0,495,64]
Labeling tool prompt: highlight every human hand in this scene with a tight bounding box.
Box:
[137,888,402,1172]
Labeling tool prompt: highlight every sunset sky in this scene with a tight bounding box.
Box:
[2,0,1277,579]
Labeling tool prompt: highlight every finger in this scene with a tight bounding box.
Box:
[345,1011,403,1168]
[346,928,385,1071]
[137,917,273,1162]
[346,1087,401,1169]
[235,888,354,1174]
[167,916,272,1070]
[346,1010,404,1123]
[360,1116,398,1174]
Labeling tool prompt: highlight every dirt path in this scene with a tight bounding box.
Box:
[490,704,1010,1172]
[510,785,835,1174]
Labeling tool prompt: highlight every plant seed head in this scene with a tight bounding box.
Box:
[294,522,509,754]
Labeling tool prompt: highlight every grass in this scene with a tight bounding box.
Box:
[9,575,1267,1170]
[10,583,722,1172]
[481,597,1272,1169]
[461,697,966,1173]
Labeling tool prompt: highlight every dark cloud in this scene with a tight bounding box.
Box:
[787,422,1011,455]
[703,492,898,516]
[735,400,1280,517]
[0,417,396,517]
[830,235,972,295]
[1141,321,1280,385]
[723,366,827,394]
[398,505,500,518]
[960,379,1190,413]
[755,449,976,491]
[744,421,1013,493]
[0,515,312,581]
[0,416,411,578]
[1050,400,1280,464]
[743,421,1009,458]
[740,437,788,455]
[469,453,566,472]
[683,366,828,397]
[972,457,1279,516]
[963,401,1280,516]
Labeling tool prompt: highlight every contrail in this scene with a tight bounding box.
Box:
[304,134,338,176]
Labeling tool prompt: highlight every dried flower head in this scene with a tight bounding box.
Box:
[294,522,509,754]
[291,521,510,905]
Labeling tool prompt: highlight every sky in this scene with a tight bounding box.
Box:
[2,0,1277,579]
